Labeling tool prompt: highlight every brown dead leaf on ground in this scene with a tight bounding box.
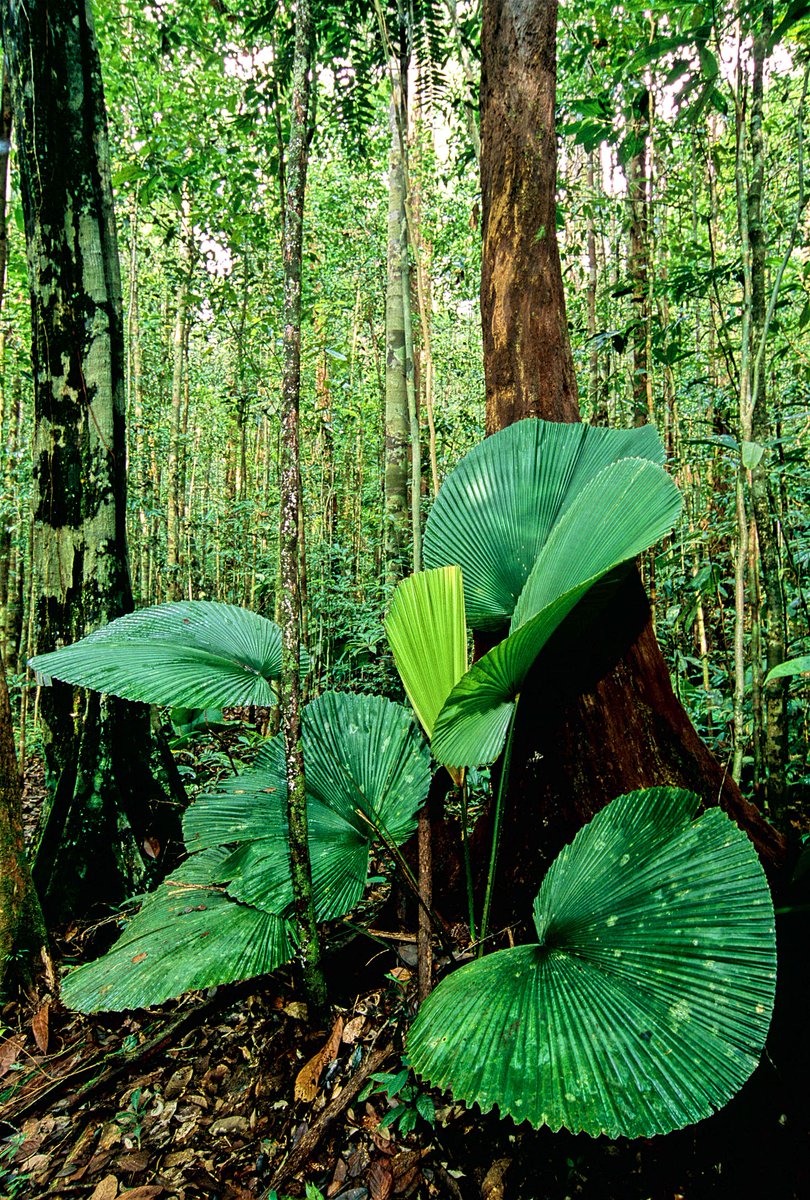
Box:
[89,1176,119,1200]
[294,1016,344,1103]
[117,1187,164,1200]
[31,1000,50,1053]
[368,1154,394,1200]
[481,1156,511,1200]
[0,1036,23,1077]
[342,1015,365,1044]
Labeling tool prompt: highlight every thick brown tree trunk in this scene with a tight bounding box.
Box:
[477,0,785,932]
[480,0,578,431]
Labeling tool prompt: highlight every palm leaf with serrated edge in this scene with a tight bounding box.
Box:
[184,692,431,920]
[423,419,665,631]
[60,849,294,1014]
[384,566,467,763]
[431,458,682,767]
[29,601,308,709]
[407,788,776,1138]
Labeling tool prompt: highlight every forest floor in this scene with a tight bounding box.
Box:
[2,733,810,1200]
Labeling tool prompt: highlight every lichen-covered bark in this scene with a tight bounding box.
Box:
[0,652,47,990]
[477,0,785,930]
[279,0,326,1012]
[3,0,183,918]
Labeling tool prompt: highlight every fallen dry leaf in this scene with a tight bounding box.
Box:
[482,1157,511,1200]
[342,1015,366,1044]
[31,1001,50,1054]
[89,1175,119,1200]
[294,1016,344,1102]
[118,1187,164,1200]
[368,1155,394,1200]
[0,1036,23,1078]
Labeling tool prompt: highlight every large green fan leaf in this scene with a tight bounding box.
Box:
[302,691,431,842]
[61,849,294,1013]
[384,565,468,744]
[407,789,776,1138]
[184,692,430,921]
[432,458,682,767]
[220,802,370,922]
[423,419,665,630]
[29,601,302,709]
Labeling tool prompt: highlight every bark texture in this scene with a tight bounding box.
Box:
[480,0,578,431]
[0,651,47,990]
[384,86,410,581]
[3,0,182,918]
[279,0,326,1011]
[477,0,786,931]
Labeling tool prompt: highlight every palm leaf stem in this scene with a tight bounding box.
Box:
[479,699,519,955]
[459,773,477,942]
[354,807,457,964]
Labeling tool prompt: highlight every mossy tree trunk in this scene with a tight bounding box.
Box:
[476,0,786,932]
[2,0,183,920]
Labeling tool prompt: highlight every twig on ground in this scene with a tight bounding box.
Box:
[264,1038,395,1196]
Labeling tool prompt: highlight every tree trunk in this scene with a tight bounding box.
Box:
[0,650,48,990]
[2,0,184,919]
[476,0,785,933]
[480,0,578,431]
[384,88,410,582]
[747,1,788,819]
[627,86,652,426]
[279,0,326,1012]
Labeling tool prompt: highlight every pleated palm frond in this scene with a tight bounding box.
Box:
[765,654,810,682]
[432,457,682,767]
[384,566,467,781]
[423,419,665,631]
[302,691,431,843]
[407,788,776,1138]
[184,691,431,921]
[60,849,294,1013]
[29,601,306,709]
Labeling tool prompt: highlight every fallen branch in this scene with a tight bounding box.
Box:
[264,1038,395,1196]
[2,988,228,1123]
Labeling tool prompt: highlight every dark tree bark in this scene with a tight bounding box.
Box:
[477,0,786,932]
[2,0,183,920]
[0,650,48,990]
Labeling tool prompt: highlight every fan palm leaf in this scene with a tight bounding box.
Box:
[431,458,682,767]
[61,849,294,1013]
[384,566,468,780]
[407,789,776,1138]
[29,601,305,709]
[185,691,431,920]
[423,419,665,631]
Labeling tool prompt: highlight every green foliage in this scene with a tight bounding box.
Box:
[360,1065,436,1135]
[407,788,776,1137]
[61,849,295,1013]
[384,564,468,745]
[61,690,429,1011]
[421,420,682,766]
[29,602,300,709]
